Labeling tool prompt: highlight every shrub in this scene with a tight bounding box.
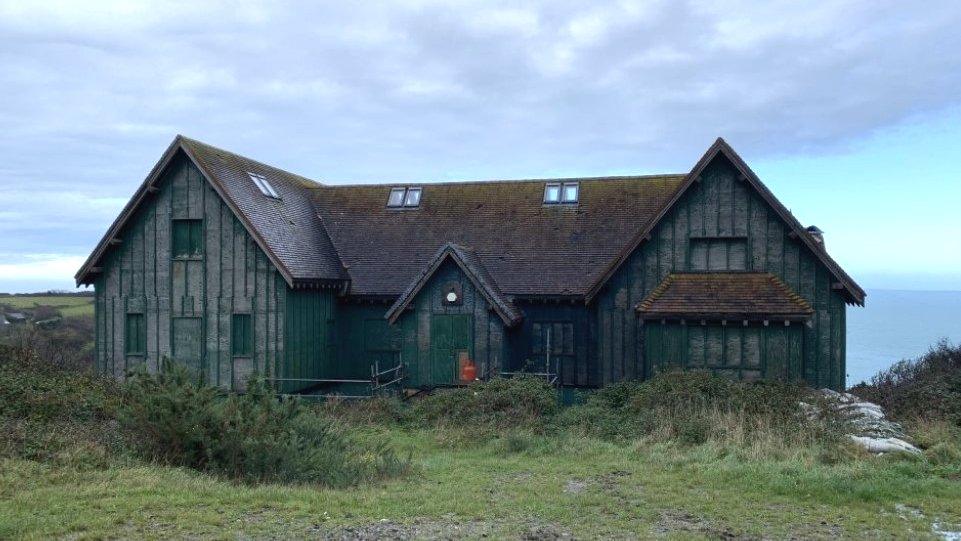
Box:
[850,340,961,426]
[119,361,409,486]
[410,376,558,429]
[559,371,846,457]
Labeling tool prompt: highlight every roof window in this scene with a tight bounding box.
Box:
[248,172,280,199]
[544,181,578,204]
[387,186,422,208]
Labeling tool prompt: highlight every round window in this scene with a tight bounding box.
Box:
[445,291,458,303]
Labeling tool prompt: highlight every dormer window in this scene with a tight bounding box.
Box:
[387,186,422,208]
[248,172,280,199]
[544,181,578,204]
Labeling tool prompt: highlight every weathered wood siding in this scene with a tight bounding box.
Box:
[94,153,291,389]
[506,303,592,386]
[592,155,847,389]
[383,259,508,387]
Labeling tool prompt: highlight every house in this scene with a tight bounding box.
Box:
[76,136,864,393]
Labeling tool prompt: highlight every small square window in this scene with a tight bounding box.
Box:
[232,313,252,357]
[544,183,561,203]
[562,182,579,203]
[404,187,422,207]
[247,172,280,198]
[387,187,406,207]
[125,313,145,355]
[172,219,203,258]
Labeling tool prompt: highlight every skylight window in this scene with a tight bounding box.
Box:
[247,172,280,199]
[404,187,422,206]
[387,186,422,208]
[544,182,578,204]
[544,183,561,203]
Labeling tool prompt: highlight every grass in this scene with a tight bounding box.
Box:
[0,295,93,318]
[1,365,959,539]
[1,427,960,539]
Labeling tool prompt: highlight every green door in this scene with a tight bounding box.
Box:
[430,314,472,385]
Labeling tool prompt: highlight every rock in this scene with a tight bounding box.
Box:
[850,436,921,455]
[807,389,922,455]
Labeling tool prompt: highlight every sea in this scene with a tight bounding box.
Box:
[847,289,961,386]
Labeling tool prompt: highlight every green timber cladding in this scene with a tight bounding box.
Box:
[78,136,864,392]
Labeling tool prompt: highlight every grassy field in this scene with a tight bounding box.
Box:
[0,295,93,318]
[2,426,960,539]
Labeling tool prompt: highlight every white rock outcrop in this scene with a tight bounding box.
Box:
[817,389,921,455]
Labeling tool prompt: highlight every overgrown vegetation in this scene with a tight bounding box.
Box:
[3,324,961,537]
[120,361,409,486]
[851,340,961,426]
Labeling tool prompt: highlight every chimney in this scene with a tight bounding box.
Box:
[806,225,824,247]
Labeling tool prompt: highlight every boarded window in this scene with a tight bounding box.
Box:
[531,322,574,355]
[172,219,203,258]
[689,238,747,271]
[232,313,252,357]
[125,313,145,355]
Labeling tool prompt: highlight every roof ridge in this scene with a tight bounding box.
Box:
[178,135,326,189]
[307,173,686,190]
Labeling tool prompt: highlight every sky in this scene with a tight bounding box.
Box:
[1,0,960,293]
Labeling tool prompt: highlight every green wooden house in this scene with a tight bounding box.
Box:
[76,136,864,392]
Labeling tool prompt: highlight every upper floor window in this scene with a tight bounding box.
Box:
[387,186,422,208]
[172,219,203,258]
[544,182,578,204]
[247,172,280,199]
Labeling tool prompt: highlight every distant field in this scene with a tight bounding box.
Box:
[0,295,93,318]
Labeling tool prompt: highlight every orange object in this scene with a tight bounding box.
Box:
[460,358,477,382]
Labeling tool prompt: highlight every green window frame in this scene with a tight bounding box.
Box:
[172,219,203,258]
[232,313,252,357]
[125,313,146,355]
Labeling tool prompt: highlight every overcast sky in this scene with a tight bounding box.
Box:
[1,0,960,292]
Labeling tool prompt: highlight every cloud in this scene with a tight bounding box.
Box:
[0,0,960,289]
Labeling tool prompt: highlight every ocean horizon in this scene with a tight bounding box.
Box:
[847,288,961,386]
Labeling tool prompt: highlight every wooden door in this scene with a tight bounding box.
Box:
[430,314,472,385]
[172,317,203,376]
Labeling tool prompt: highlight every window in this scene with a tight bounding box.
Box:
[404,187,422,206]
[387,186,423,208]
[125,313,145,355]
[544,183,561,203]
[387,187,406,207]
[544,182,578,204]
[247,172,280,198]
[232,313,252,357]
[172,219,203,258]
[689,238,748,271]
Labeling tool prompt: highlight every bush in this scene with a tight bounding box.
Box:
[0,361,118,422]
[410,376,558,429]
[119,361,409,486]
[850,340,961,426]
[559,371,845,456]
[0,355,122,466]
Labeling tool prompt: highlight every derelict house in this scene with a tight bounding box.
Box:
[76,136,864,393]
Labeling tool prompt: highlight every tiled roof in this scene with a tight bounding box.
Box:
[636,272,814,320]
[181,138,348,283]
[311,175,683,296]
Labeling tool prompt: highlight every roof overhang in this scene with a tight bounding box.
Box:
[75,135,316,289]
[385,243,523,327]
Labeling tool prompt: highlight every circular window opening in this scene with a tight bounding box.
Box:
[445,291,458,303]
